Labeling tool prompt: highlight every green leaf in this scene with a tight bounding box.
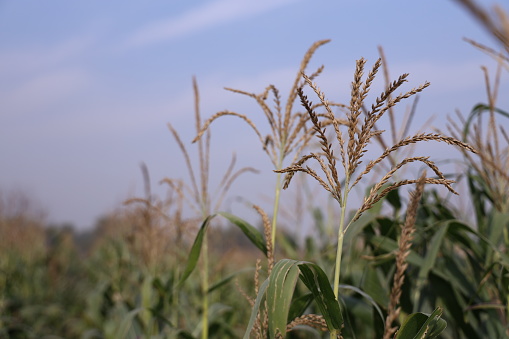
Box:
[395,312,428,338]
[362,265,389,308]
[288,292,314,322]
[339,284,384,328]
[414,307,447,338]
[176,214,215,289]
[419,224,448,278]
[278,232,299,258]
[176,212,268,291]
[395,307,447,339]
[140,275,154,328]
[446,219,509,270]
[467,172,489,225]
[243,278,269,339]
[462,103,509,140]
[427,273,478,338]
[176,331,196,339]
[447,220,484,260]
[267,259,301,338]
[368,234,424,267]
[244,260,344,338]
[192,303,233,338]
[386,187,402,211]
[218,212,267,255]
[298,262,343,331]
[208,267,254,293]
[116,307,143,339]
[414,223,448,311]
[485,211,509,266]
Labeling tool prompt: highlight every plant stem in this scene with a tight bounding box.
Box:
[271,150,285,250]
[271,172,282,247]
[172,264,180,333]
[333,198,348,299]
[201,234,209,339]
[333,176,350,300]
[330,180,349,339]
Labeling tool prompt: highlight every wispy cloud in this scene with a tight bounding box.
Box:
[0,68,91,119]
[0,35,94,79]
[124,0,298,48]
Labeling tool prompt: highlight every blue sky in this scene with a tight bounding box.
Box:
[0,1,507,229]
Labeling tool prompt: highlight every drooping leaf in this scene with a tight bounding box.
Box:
[244,260,344,338]
[267,259,301,338]
[298,262,343,332]
[462,103,509,140]
[339,284,385,329]
[218,212,267,255]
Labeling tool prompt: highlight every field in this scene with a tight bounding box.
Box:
[1,1,509,338]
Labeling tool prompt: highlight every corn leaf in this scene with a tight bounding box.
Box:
[267,259,301,338]
[298,262,343,331]
[362,265,389,308]
[243,278,269,339]
[395,307,446,339]
[244,259,344,338]
[414,223,448,311]
[288,292,314,322]
[116,307,143,339]
[177,212,267,290]
[192,303,233,338]
[175,214,215,289]
[368,234,424,267]
[218,212,267,255]
[208,268,254,294]
[339,284,384,328]
[462,103,509,139]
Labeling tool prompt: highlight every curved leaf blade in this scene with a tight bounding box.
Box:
[339,284,384,329]
[267,259,301,338]
[176,214,216,289]
[218,212,267,255]
[288,292,314,322]
[299,262,343,331]
[176,212,268,293]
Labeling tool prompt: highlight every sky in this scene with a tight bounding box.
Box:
[0,0,508,230]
